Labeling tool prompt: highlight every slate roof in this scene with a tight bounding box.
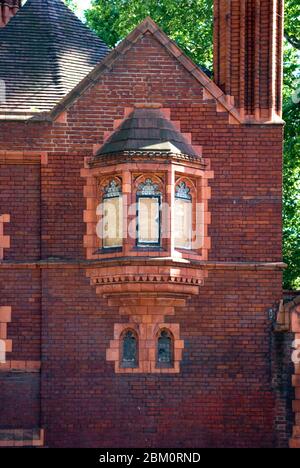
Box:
[0,0,110,113]
[96,108,199,158]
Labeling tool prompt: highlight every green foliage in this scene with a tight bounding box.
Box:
[284,0,300,50]
[64,0,77,12]
[85,0,213,68]
[282,1,300,289]
[84,1,299,289]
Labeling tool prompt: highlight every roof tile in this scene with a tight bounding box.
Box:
[96,108,200,158]
[0,0,109,113]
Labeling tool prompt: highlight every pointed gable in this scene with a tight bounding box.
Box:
[0,0,109,113]
[50,17,242,124]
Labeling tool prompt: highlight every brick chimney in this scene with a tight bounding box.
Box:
[0,0,21,27]
[213,0,284,122]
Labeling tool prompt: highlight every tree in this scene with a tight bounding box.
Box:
[84,0,300,289]
[85,0,214,68]
[282,0,300,289]
[64,0,77,12]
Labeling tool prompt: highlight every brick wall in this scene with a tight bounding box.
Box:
[40,267,282,448]
[272,331,294,447]
[0,164,40,261]
[0,32,287,447]
[0,372,40,429]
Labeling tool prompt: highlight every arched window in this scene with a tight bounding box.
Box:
[157,329,174,368]
[102,179,123,249]
[137,178,161,247]
[121,330,138,368]
[174,182,192,250]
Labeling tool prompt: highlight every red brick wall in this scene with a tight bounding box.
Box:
[213,0,283,119]
[40,267,281,448]
[0,269,41,360]
[0,164,40,261]
[0,372,40,429]
[0,33,285,447]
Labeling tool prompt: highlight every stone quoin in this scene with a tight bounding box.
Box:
[0,0,297,449]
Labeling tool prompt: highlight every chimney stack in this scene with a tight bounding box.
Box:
[0,0,21,28]
[213,0,284,122]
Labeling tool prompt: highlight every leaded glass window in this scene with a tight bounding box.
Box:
[137,179,161,246]
[102,180,123,249]
[121,330,138,368]
[157,330,173,367]
[174,182,192,250]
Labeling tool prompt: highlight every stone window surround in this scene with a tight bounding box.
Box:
[82,162,212,262]
[107,321,183,374]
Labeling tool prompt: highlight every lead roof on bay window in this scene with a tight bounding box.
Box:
[95,108,200,158]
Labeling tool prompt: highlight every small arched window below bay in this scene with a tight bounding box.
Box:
[157,329,174,368]
[121,330,138,368]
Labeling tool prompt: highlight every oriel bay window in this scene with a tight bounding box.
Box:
[102,179,123,249]
[136,178,161,247]
[83,107,211,374]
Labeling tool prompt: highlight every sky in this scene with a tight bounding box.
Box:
[75,0,92,20]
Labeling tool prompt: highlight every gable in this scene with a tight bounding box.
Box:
[50,18,242,125]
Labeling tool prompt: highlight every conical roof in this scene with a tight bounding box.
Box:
[0,0,109,113]
[96,108,199,158]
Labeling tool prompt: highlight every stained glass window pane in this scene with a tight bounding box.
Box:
[138,197,160,245]
[157,330,173,367]
[122,331,138,368]
[103,196,123,248]
[174,197,192,249]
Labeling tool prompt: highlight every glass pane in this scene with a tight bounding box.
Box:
[103,197,123,248]
[122,331,137,368]
[157,331,173,366]
[174,198,192,249]
[138,197,160,245]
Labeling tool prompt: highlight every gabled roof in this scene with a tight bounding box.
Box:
[96,108,199,158]
[49,17,243,124]
[0,0,110,113]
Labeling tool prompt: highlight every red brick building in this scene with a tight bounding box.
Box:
[0,0,299,448]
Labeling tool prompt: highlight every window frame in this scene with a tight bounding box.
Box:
[156,329,174,369]
[102,179,123,250]
[174,180,194,251]
[120,329,139,369]
[136,193,162,248]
